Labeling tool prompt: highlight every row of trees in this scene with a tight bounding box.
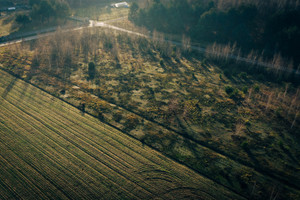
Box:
[205,42,299,84]
[129,0,300,68]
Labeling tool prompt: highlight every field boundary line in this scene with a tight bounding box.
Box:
[0,67,249,199]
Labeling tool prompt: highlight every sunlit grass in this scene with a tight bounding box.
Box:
[0,12,19,37]
[74,4,129,21]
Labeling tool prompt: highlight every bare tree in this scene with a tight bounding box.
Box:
[265,91,274,110]
[235,122,245,135]
[291,111,299,129]
[181,34,191,53]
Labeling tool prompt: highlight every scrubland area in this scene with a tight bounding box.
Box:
[0,26,299,199]
[0,0,299,199]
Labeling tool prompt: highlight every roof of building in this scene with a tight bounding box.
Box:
[111,2,129,8]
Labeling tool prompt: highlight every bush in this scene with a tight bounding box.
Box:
[95,79,100,85]
[104,40,113,50]
[253,84,260,93]
[113,111,123,122]
[241,140,249,150]
[88,62,95,80]
[15,14,31,26]
[116,63,121,69]
[238,72,247,79]
[275,108,283,119]
[202,58,208,65]
[225,86,234,94]
[124,115,140,131]
[160,59,165,67]
[257,74,265,81]
[224,69,231,78]
[225,86,242,100]
[97,112,104,121]
[244,120,251,127]
[242,86,248,94]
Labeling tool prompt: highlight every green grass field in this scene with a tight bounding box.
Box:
[73,4,129,21]
[0,69,243,199]
[0,12,19,37]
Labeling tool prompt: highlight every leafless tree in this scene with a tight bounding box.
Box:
[181,34,191,53]
[266,92,273,110]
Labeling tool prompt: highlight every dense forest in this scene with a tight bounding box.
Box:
[0,0,70,25]
[129,0,300,67]
[0,0,115,8]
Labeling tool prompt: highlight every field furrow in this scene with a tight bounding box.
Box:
[0,131,70,200]
[0,100,144,200]
[0,77,182,193]
[0,154,50,200]
[1,76,205,193]
[1,80,171,175]
[0,123,117,200]
[0,98,157,199]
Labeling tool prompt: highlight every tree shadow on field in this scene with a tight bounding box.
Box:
[2,77,17,99]
[245,147,260,168]
[17,82,29,101]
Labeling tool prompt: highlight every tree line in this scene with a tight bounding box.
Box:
[129,0,300,68]
[15,0,70,26]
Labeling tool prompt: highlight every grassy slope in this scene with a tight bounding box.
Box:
[0,69,243,200]
[0,11,81,38]
[0,12,19,37]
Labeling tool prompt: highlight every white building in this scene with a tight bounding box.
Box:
[7,7,16,11]
[111,2,129,8]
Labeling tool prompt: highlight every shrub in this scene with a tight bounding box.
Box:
[124,115,140,131]
[160,59,165,67]
[242,86,248,94]
[244,120,251,127]
[224,69,231,77]
[202,58,208,65]
[116,63,121,69]
[88,62,95,80]
[241,140,249,150]
[31,56,40,69]
[257,74,265,81]
[104,39,113,50]
[15,14,31,26]
[253,84,260,93]
[175,57,180,63]
[97,112,104,121]
[113,111,122,122]
[238,72,247,79]
[225,86,242,100]
[225,86,234,94]
[275,108,283,119]
[95,79,100,85]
